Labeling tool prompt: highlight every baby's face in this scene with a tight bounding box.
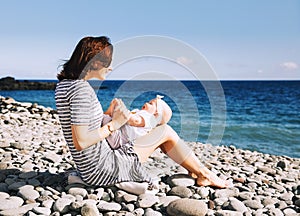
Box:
[141,99,157,114]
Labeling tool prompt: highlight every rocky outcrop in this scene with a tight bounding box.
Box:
[0,76,56,90]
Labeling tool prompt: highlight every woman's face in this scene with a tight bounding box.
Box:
[86,67,112,80]
[96,67,112,80]
[141,99,157,114]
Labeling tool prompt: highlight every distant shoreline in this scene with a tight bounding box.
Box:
[2,76,299,91]
[2,76,300,82]
[0,76,56,90]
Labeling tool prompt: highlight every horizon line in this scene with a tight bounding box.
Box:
[1,76,299,82]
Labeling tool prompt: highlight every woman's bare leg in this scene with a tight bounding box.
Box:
[134,124,231,188]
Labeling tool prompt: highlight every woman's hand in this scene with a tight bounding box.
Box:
[109,99,130,131]
[104,98,118,116]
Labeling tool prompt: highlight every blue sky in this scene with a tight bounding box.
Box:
[0,0,299,80]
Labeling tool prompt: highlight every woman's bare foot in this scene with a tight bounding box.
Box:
[196,172,233,188]
[189,170,233,188]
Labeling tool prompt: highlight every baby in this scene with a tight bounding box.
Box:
[103,95,172,150]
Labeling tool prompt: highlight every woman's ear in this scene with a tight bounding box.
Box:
[91,60,103,70]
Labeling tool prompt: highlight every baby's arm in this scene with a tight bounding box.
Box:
[127,113,145,127]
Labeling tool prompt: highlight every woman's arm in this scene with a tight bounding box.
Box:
[71,123,113,151]
[72,99,130,151]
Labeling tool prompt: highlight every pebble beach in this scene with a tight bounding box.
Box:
[0,96,299,216]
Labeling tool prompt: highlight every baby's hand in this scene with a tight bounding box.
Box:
[110,99,130,130]
[112,98,124,111]
[109,98,118,108]
[105,98,119,117]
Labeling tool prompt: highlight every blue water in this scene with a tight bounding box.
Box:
[1,80,299,158]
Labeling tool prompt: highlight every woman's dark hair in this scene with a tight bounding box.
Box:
[57,36,113,81]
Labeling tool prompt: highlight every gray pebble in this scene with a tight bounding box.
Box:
[81,203,100,216]
[295,198,300,207]
[197,187,210,198]
[68,187,88,198]
[266,207,284,216]
[0,203,38,216]
[0,192,10,199]
[215,210,243,216]
[43,152,62,164]
[42,199,54,209]
[0,196,24,211]
[53,197,73,213]
[158,196,180,207]
[123,193,137,203]
[238,192,254,200]
[101,192,111,202]
[282,207,298,215]
[262,197,278,206]
[132,208,144,216]
[27,178,41,186]
[214,197,229,206]
[33,206,52,216]
[167,198,208,216]
[136,194,160,208]
[228,197,248,212]
[18,185,40,200]
[7,181,26,191]
[19,171,37,179]
[243,199,264,210]
[214,188,238,198]
[97,201,121,212]
[279,191,293,201]
[10,142,26,150]
[144,208,162,216]
[168,186,193,198]
[124,203,135,212]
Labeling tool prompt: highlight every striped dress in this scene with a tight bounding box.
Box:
[55,79,151,186]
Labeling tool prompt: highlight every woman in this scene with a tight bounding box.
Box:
[55,36,231,190]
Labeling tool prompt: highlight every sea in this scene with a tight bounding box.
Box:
[1,80,299,158]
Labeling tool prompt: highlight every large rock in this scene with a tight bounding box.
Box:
[167,174,195,187]
[0,76,56,90]
[167,198,208,216]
